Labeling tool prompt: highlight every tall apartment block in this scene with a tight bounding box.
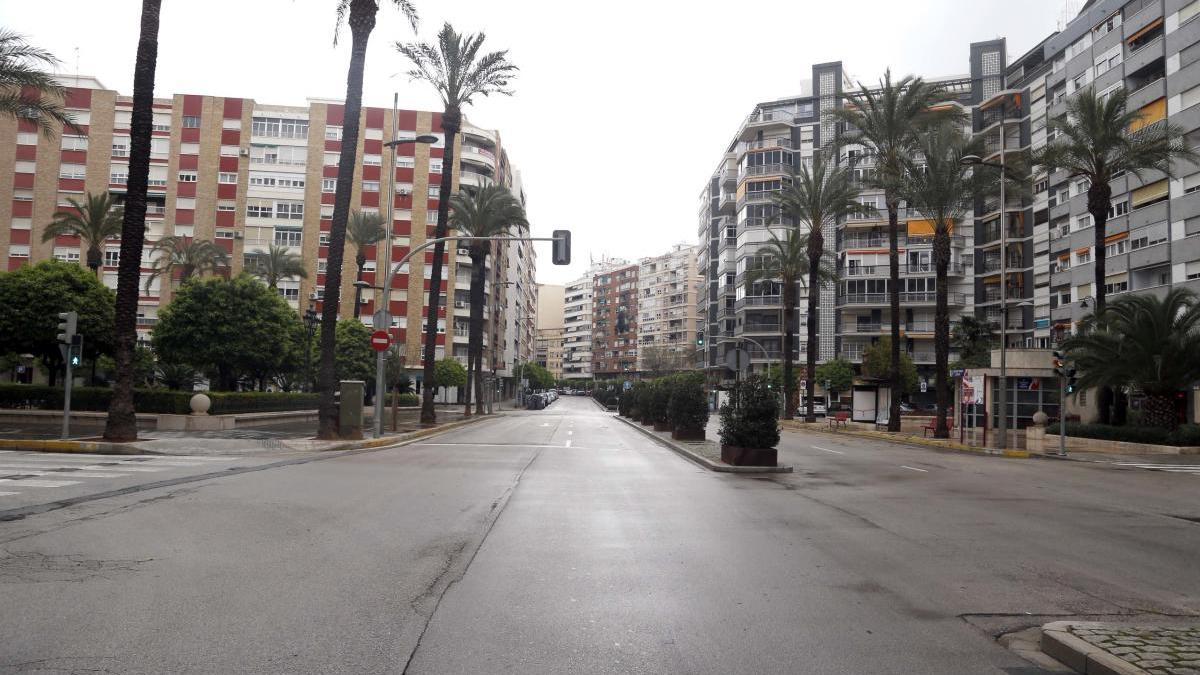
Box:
[561,257,628,380]
[535,283,565,380]
[0,76,536,390]
[636,243,702,373]
[591,263,639,377]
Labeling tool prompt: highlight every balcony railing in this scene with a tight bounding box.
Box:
[842,234,965,249]
[842,292,965,305]
[742,216,793,228]
[844,322,883,333]
[844,262,963,277]
[744,137,793,150]
[742,323,782,334]
[742,163,791,179]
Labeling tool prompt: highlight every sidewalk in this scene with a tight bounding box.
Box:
[780,418,1033,458]
[1041,621,1200,674]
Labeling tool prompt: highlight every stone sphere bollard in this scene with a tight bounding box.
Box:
[190,393,212,416]
[1031,410,1048,426]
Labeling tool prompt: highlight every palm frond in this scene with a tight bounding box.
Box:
[0,30,76,136]
[395,23,518,111]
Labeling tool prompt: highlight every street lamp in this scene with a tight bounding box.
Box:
[303,299,319,392]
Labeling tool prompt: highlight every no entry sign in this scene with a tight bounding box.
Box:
[370,330,391,352]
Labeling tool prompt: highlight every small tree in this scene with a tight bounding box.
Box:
[950,316,995,369]
[862,337,918,395]
[719,375,780,450]
[433,358,467,398]
[646,377,672,428]
[667,372,708,440]
[815,358,855,404]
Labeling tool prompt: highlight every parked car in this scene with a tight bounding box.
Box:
[796,402,827,417]
[899,402,915,414]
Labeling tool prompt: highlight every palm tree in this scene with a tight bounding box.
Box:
[747,229,835,419]
[346,210,386,318]
[897,125,984,437]
[447,183,528,416]
[396,22,518,424]
[317,0,420,440]
[246,244,307,291]
[951,315,997,368]
[828,70,958,431]
[42,192,123,275]
[1034,87,1196,315]
[0,29,75,136]
[772,153,866,423]
[1063,289,1200,430]
[105,0,162,443]
[144,236,229,292]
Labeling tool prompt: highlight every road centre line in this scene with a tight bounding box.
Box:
[811,446,844,454]
[900,465,929,473]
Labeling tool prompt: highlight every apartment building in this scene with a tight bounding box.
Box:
[636,243,702,373]
[562,257,628,380]
[534,283,565,380]
[0,76,535,390]
[591,263,639,377]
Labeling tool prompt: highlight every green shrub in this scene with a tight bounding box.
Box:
[646,378,672,424]
[389,392,419,407]
[628,381,650,421]
[617,388,633,416]
[667,372,708,435]
[1047,422,1200,447]
[719,376,779,449]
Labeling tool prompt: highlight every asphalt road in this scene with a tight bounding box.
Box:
[0,396,1196,674]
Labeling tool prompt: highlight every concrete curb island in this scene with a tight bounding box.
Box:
[780,420,1033,459]
[606,410,793,474]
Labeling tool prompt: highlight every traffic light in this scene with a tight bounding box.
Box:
[56,311,77,345]
[552,229,571,265]
[697,332,705,347]
[1065,367,1078,394]
[1051,349,1065,374]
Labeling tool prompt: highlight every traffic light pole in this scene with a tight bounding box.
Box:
[62,355,73,440]
[1058,372,1067,456]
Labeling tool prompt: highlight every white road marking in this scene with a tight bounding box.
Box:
[540,423,550,427]
[0,479,80,488]
[565,440,573,448]
[0,470,128,478]
[1114,463,1200,473]
[811,445,844,454]
[900,465,929,473]
[0,491,19,496]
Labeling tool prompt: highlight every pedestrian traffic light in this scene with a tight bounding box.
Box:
[69,335,82,368]
[1065,367,1078,394]
[697,332,704,347]
[56,311,77,345]
[552,229,571,265]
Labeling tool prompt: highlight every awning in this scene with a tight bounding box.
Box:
[907,219,936,236]
[1075,246,1091,255]
[1125,17,1164,45]
[1131,178,1169,208]
[1129,98,1166,133]
[1104,231,1128,244]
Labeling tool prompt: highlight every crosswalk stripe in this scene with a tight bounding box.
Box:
[1113,463,1200,474]
[0,470,129,479]
[0,463,163,473]
[0,491,19,496]
[0,478,80,488]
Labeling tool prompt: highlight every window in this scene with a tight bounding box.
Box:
[220,145,240,157]
[246,201,273,218]
[324,152,339,166]
[1181,0,1200,25]
[274,228,303,247]
[319,233,331,246]
[150,137,169,157]
[54,248,80,263]
[61,135,88,151]
[58,164,86,179]
[1105,239,1126,256]
[1109,200,1129,218]
[1185,172,1200,195]
[317,260,328,273]
[397,157,415,169]
[275,201,304,219]
[217,202,236,212]
[175,197,196,210]
[219,172,238,184]
[322,178,336,193]
[110,168,127,184]
[280,287,300,301]
[182,115,201,128]
[1187,261,1200,280]
[1093,45,1122,76]
[252,116,308,139]
[1131,179,1169,209]
[1059,291,1072,305]
[178,171,198,183]
[430,161,442,173]
[1129,222,1168,249]
[1076,249,1091,265]
[325,125,343,141]
[104,250,119,267]
[1104,278,1128,294]
[13,189,33,201]
[112,138,130,157]
[1093,12,1121,37]
[252,144,305,166]
[363,154,382,166]
[363,181,380,192]
[1182,85,1200,113]
[16,132,38,146]
[1034,178,1047,194]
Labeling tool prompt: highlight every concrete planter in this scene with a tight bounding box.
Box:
[652,421,671,432]
[720,445,778,467]
[1041,433,1200,456]
[672,428,705,441]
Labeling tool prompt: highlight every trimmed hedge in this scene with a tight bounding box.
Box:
[1047,421,1200,447]
[388,392,420,407]
[0,384,318,415]
[719,376,779,449]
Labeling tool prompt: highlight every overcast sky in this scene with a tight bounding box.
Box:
[5,0,1071,284]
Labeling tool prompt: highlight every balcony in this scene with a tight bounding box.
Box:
[737,190,781,209]
[841,292,965,306]
[843,262,963,277]
[718,192,737,211]
[741,163,791,180]
[743,137,793,151]
[741,322,782,335]
[735,295,783,310]
[843,322,883,334]
[742,216,793,228]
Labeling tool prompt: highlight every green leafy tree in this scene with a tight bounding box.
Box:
[1063,289,1200,430]
[245,244,307,291]
[517,362,555,390]
[433,358,467,396]
[145,236,230,292]
[105,0,163,442]
[152,274,299,390]
[828,70,959,431]
[346,210,386,318]
[861,337,918,395]
[773,152,867,422]
[447,183,528,414]
[898,125,986,437]
[815,358,854,400]
[0,29,76,136]
[317,320,375,389]
[719,375,780,450]
[0,260,115,386]
[746,228,834,419]
[396,22,518,425]
[950,315,996,369]
[42,192,123,275]
[317,0,420,439]
[98,345,155,388]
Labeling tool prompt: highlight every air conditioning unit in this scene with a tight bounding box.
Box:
[457,247,470,255]
[398,189,410,196]
[359,296,369,304]
[233,232,244,240]
[239,148,250,157]
[454,300,466,308]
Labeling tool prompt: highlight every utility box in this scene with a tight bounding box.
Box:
[339,380,365,440]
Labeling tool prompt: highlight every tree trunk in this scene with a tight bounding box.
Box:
[1087,180,1114,425]
[353,254,366,319]
[86,245,102,276]
[464,348,474,417]
[805,236,822,424]
[782,281,796,420]
[420,107,461,424]
[317,2,374,439]
[467,248,488,415]
[1142,393,1178,430]
[104,0,161,443]
[1112,388,1128,426]
[886,197,902,431]
[933,222,951,438]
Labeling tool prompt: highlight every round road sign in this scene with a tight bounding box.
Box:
[370,330,391,352]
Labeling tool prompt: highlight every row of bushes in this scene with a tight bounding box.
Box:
[388,392,420,407]
[0,384,320,415]
[613,373,709,440]
[719,376,780,450]
[1048,421,1200,447]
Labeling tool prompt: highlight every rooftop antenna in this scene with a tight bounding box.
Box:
[73,46,79,86]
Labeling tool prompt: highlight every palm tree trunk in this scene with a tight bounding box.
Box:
[887,197,902,431]
[933,225,951,438]
[420,107,461,424]
[464,348,474,417]
[783,281,796,419]
[805,240,821,424]
[103,0,161,443]
[317,1,374,439]
[353,255,366,319]
[1143,393,1178,430]
[467,248,487,416]
[1087,182,1114,425]
[86,245,102,276]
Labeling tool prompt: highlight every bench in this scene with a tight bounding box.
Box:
[922,418,954,437]
[828,412,850,430]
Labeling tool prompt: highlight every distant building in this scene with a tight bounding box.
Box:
[591,263,640,377]
[637,243,702,374]
[562,257,628,380]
